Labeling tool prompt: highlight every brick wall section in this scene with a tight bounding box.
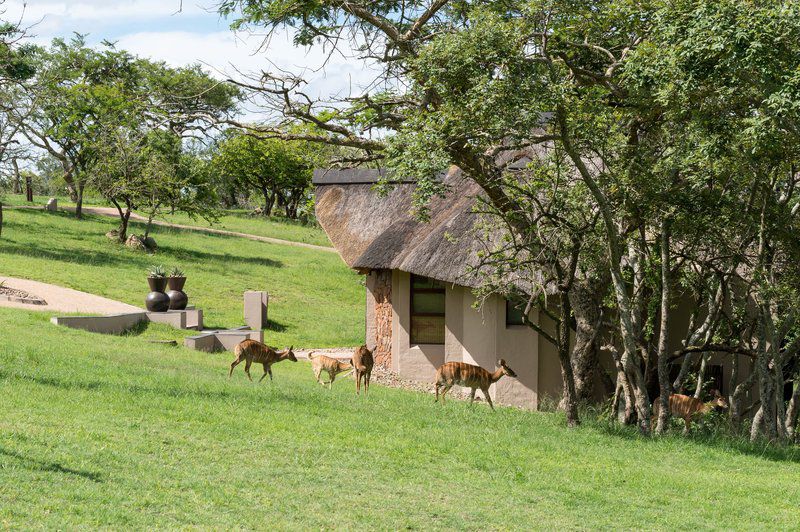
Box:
[368,269,393,367]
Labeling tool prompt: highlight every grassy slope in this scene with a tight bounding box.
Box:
[1,308,799,529]
[151,209,332,248]
[2,194,332,247]
[0,209,361,347]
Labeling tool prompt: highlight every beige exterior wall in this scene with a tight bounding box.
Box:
[389,270,540,409]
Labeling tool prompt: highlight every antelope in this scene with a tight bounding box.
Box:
[309,352,353,389]
[229,339,297,382]
[434,359,517,410]
[350,345,374,395]
[652,390,729,434]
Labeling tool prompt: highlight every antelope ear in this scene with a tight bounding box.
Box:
[498,358,506,366]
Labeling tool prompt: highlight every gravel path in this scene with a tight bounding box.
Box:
[0,276,141,315]
[7,205,336,253]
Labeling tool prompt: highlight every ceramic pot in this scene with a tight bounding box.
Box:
[146,277,170,312]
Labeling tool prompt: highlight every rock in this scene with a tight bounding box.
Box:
[142,236,158,250]
[125,234,146,251]
[106,229,119,241]
[45,198,58,211]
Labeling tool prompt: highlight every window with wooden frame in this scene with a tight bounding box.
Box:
[410,275,446,345]
[506,299,527,327]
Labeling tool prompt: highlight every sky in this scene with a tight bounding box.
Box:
[3,0,382,119]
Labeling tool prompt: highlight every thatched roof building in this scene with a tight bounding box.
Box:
[314,167,489,288]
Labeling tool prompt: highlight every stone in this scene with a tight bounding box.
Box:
[45,198,58,211]
[106,229,119,241]
[125,234,146,251]
[143,236,158,250]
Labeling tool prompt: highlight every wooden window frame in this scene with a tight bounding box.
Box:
[410,275,446,345]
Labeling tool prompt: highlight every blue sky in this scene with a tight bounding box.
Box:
[5,0,380,107]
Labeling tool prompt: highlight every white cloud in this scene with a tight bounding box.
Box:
[117,29,384,98]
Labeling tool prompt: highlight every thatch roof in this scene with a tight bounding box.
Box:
[314,167,489,288]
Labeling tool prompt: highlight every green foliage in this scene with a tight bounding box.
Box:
[211,130,312,218]
[168,266,184,277]
[147,265,166,278]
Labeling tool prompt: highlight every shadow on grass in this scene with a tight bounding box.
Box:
[592,418,800,464]
[0,368,303,404]
[266,319,288,332]
[0,240,133,268]
[151,244,284,268]
[0,446,104,482]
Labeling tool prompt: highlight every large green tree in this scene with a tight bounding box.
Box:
[220,0,800,439]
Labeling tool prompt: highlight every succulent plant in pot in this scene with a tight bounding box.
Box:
[145,265,170,312]
[166,266,188,310]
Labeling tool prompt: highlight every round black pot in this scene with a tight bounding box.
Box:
[167,289,188,310]
[167,276,188,310]
[146,276,170,312]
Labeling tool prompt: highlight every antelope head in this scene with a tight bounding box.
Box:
[709,389,729,410]
[281,346,297,362]
[498,358,517,378]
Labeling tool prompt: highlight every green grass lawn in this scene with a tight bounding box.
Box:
[0,208,361,347]
[2,193,332,247]
[1,308,799,529]
[152,209,332,247]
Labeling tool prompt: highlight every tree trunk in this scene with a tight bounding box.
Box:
[557,291,580,427]
[261,187,275,216]
[569,281,604,402]
[75,184,85,220]
[729,359,756,433]
[25,172,33,203]
[656,221,672,434]
[785,380,800,441]
[12,158,21,194]
[0,200,3,238]
[693,354,709,398]
[111,198,131,243]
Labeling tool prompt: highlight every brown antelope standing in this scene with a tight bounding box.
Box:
[350,345,374,395]
[652,390,729,434]
[308,352,353,389]
[229,339,297,382]
[434,359,517,410]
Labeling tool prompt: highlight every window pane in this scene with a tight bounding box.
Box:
[506,300,526,326]
[413,292,445,315]
[411,315,445,344]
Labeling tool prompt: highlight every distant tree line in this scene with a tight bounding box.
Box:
[0,19,332,242]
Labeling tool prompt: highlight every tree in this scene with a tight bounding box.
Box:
[211,131,311,218]
[0,4,36,238]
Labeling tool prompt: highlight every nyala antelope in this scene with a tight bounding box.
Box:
[308,352,353,389]
[434,359,517,410]
[229,339,297,382]
[350,345,374,395]
[652,390,729,434]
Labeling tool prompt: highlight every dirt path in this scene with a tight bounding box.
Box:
[7,205,336,253]
[0,276,141,315]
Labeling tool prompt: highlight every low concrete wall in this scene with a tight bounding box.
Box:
[50,313,147,334]
[184,327,263,353]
